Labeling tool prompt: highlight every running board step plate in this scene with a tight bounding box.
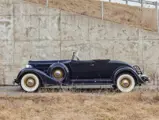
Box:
[42,85,113,89]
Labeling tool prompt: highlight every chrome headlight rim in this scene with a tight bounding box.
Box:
[26,65,32,68]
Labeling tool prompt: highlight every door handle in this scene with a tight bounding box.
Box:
[90,64,94,67]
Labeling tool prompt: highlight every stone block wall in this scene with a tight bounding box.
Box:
[0,0,159,88]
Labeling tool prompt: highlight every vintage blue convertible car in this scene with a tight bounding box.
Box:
[14,52,149,93]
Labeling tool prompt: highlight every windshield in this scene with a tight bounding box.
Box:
[72,52,80,61]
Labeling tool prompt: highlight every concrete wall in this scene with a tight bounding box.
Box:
[0,0,159,88]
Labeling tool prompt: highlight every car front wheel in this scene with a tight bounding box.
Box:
[20,73,40,92]
[116,74,135,93]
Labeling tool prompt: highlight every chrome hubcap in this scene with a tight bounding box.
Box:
[53,69,64,80]
[120,79,131,88]
[25,78,36,87]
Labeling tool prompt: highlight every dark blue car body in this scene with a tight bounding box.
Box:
[14,59,148,88]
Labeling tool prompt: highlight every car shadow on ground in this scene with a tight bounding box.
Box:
[0,86,117,94]
[40,88,120,94]
[0,86,148,95]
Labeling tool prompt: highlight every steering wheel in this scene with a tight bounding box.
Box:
[72,52,80,61]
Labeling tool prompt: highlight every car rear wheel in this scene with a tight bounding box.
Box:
[20,73,40,92]
[116,74,135,93]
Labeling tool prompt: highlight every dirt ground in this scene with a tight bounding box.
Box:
[25,0,157,31]
[0,91,159,120]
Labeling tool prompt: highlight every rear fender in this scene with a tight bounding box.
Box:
[16,68,61,85]
[112,67,142,85]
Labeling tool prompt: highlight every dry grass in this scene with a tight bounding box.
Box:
[25,0,157,31]
[0,91,159,120]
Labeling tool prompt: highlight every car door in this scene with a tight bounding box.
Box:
[70,60,98,81]
[93,60,111,79]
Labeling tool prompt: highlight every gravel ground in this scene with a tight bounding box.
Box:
[0,90,158,120]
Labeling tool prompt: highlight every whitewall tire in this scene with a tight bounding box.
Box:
[116,74,135,93]
[20,73,40,92]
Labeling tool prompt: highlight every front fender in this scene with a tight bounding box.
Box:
[112,67,143,84]
[15,68,61,85]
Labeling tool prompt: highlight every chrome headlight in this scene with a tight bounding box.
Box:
[26,65,32,68]
[133,65,142,74]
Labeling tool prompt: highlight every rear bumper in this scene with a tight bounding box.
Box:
[13,79,19,85]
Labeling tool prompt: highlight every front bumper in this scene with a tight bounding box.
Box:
[140,74,150,83]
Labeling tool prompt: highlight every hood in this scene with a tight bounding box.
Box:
[29,60,71,65]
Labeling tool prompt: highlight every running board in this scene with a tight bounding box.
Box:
[42,85,113,89]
